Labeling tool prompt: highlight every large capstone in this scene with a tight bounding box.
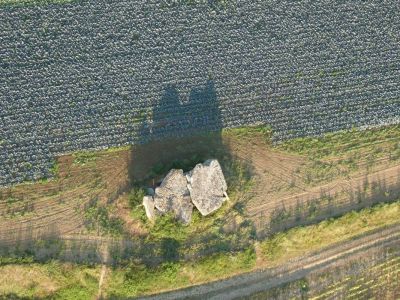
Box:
[187,159,228,216]
[154,169,193,224]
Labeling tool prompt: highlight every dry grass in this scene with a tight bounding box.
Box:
[0,262,101,299]
[0,264,58,297]
[261,201,400,267]
[104,248,255,298]
[1,200,400,299]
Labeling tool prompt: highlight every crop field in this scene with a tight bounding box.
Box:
[0,0,399,186]
[310,253,400,299]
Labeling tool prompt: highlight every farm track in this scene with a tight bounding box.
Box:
[139,223,400,300]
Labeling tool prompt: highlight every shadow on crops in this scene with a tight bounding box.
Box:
[128,80,227,186]
[0,80,256,266]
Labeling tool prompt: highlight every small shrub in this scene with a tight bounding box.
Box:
[84,205,124,236]
[72,151,97,165]
[128,188,146,208]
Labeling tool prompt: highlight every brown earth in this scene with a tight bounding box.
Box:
[0,128,399,248]
[226,133,400,235]
[0,149,130,245]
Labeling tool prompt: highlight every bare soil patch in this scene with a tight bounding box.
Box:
[0,126,398,257]
[225,130,400,235]
[0,149,130,245]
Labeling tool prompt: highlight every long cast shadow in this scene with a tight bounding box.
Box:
[0,80,254,266]
[127,80,254,265]
[129,80,225,185]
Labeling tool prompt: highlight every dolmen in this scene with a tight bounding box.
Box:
[142,159,228,224]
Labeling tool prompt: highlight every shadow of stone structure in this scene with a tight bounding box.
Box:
[129,80,225,185]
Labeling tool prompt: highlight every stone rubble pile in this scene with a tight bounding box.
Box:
[142,159,228,224]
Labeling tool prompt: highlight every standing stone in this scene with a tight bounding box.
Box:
[143,195,156,221]
[187,159,228,216]
[154,169,193,224]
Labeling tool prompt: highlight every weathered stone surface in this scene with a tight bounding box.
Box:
[154,169,193,224]
[187,159,228,216]
[143,195,156,221]
[172,194,193,225]
[154,169,188,212]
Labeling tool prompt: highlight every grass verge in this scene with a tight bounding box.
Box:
[278,124,400,159]
[0,261,100,299]
[261,200,400,266]
[105,248,256,298]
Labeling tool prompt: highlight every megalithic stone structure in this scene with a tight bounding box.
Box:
[146,159,228,224]
[186,159,228,216]
[153,169,193,224]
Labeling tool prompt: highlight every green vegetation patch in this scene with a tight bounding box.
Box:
[105,247,255,298]
[49,159,60,177]
[262,200,400,266]
[0,261,100,299]
[278,124,400,159]
[72,145,130,166]
[222,124,273,144]
[126,187,255,264]
[72,151,98,166]
[121,147,255,270]
[84,202,124,236]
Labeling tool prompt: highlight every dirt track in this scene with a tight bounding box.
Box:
[227,135,400,232]
[139,223,400,300]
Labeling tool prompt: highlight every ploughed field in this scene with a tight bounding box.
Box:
[0,125,399,256]
[0,126,399,298]
[231,125,400,236]
[1,0,400,186]
[0,149,130,246]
